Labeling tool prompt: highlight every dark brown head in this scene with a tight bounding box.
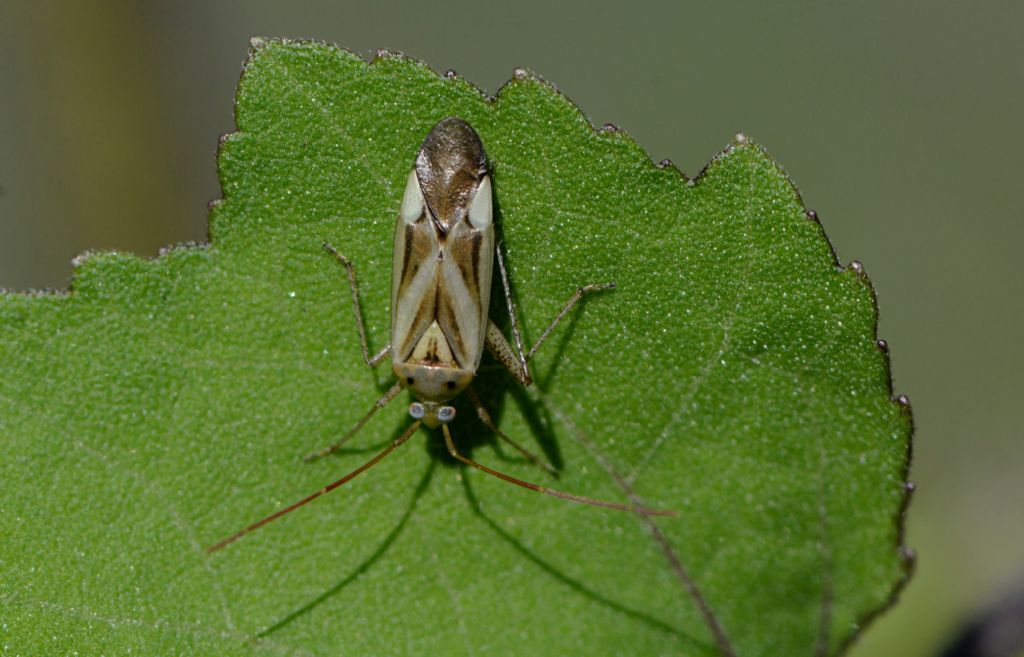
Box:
[415,117,488,235]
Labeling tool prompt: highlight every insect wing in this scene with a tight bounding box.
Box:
[391,168,494,371]
[436,175,494,371]
[391,169,440,363]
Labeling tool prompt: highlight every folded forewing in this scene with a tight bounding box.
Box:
[437,220,494,370]
[391,218,441,362]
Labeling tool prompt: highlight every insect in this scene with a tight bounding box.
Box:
[207,117,672,553]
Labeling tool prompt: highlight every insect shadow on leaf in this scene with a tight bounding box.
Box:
[458,472,711,652]
[254,460,437,640]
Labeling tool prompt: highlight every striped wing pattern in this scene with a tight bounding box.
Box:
[391,197,494,372]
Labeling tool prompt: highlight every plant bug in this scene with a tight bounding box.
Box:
[207,118,673,554]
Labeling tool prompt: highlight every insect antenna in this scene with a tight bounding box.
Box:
[304,382,405,462]
[441,424,675,517]
[206,420,422,554]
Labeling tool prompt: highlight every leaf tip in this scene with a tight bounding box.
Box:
[372,48,402,62]
[894,394,915,433]
[157,241,208,258]
[842,259,875,295]
[900,545,917,571]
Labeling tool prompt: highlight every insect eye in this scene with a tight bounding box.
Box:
[408,402,425,419]
[437,406,456,423]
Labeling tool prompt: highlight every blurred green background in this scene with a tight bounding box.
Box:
[2,1,1021,655]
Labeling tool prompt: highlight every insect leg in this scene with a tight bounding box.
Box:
[441,424,673,517]
[465,385,556,477]
[524,282,616,362]
[303,381,404,462]
[485,321,532,386]
[323,242,391,368]
[207,420,422,554]
[492,243,614,380]
[493,243,532,381]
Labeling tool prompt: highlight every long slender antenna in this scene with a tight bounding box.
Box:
[206,420,422,554]
[304,382,404,462]
[441,424,674,517]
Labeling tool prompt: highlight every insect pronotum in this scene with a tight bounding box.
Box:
[207,117,673,554]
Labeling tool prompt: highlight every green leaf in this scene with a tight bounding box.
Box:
[0,38,912,656]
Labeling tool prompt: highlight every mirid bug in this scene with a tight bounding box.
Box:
[207,117,672,553]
